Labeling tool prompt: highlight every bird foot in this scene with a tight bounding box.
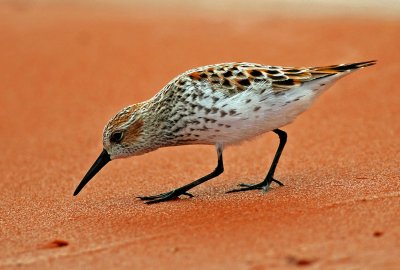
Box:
[137,190,194,204]
[226,178,284,193]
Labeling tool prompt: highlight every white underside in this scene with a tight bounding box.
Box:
[176,74,343,145]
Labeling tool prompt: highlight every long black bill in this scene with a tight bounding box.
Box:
[73,149,111,196]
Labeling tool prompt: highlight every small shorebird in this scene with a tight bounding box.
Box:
[73,60,375,204]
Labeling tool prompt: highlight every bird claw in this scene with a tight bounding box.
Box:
[226,183,267,193]
[271,178,284,186]
[226,178,284,193]
[137,190,194,204]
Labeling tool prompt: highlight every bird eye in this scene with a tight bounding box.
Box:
[110,131,124,143]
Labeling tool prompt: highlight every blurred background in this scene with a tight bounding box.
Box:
[1,0,398,149]
[6,0,400,17]
[1,1,399,269]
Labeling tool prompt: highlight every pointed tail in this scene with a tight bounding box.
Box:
[311,60,377,73]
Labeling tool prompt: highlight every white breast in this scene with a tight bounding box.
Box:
[174,75,339,145]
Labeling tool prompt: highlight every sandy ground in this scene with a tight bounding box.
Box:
[0,2,399,269]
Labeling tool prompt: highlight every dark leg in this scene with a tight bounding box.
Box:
[227,129,287,193]
[138,144,224,204]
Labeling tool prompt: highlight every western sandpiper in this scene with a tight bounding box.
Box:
[73,60,376,204]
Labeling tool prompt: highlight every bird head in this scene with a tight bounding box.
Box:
[73,103,148,196]
[102,104,147,159]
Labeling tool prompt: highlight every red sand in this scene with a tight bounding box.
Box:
[0,3,399,269]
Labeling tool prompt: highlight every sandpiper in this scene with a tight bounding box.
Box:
[73,60,376,204]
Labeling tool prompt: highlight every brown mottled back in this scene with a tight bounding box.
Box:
[173,61,375,95]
